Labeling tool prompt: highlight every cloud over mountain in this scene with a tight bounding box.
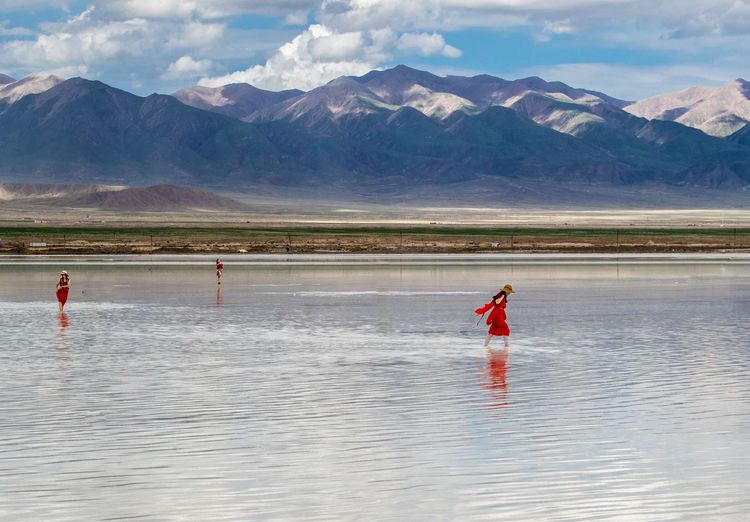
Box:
[199,23,463,90]
[162,56,214,80]
[0,1,749,103]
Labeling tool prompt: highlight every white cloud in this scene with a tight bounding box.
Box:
[1,15,154,72]
[319,0,442,32]
[309,30,364,60]
[199,24,374,90]
[0,20,33,36]
[0,4,285,90]
[284,10,310,25]
[516,61,749,101]
[167,21,226,48]
[98,0,320,19]
[37,64,90,78]
[396,32,462,57]
[318,0,750,42]
[0,0,68,9]
[106,0,202,19]
[161,55,214,79]
[1,0,749,95]
[199,21,465,90]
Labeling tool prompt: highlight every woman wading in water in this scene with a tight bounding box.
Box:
[55,271,71,313]
[216,258,224,285]
[475,284,514,347]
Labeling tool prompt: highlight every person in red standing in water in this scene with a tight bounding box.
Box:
[55,270,71,313]
[216,258,224,285]
[475,284,514,347]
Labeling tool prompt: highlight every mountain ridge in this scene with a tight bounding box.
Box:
[0,67,749,205]
[0,74,64,105]
[625,79,750,137]
[173,83,303,121]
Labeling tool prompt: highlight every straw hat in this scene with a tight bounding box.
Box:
[502,284,514,294]
[60,270,68,276]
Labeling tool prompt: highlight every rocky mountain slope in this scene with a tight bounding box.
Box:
[0,75,64,105]
[173,83,302,120]
[625,79,750,137]
[0,78,314,186]
[0,66,748,204]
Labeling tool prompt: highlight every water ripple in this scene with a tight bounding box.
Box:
[1,261,749,520]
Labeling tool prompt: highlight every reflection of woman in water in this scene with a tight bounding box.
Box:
[475,284,514,347]
[485,346,509,408]
[58,312,70,350]
[55,271,71,313]
[216,258,224,285]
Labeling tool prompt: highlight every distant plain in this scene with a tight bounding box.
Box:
[1,199,749,255]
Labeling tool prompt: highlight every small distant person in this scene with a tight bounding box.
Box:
[216,258,224,285]
[56,270,71,313]
[475,284,514,347]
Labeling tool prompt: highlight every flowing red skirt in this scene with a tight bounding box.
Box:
[489,321,510,337]
[487,307,510,336]
[56,288,69,305]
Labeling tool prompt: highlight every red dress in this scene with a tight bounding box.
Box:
[475,298,510,336]
[56,286,69,305]
[487,300,510,336]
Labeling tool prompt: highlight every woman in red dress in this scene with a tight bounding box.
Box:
[216,258,224,285]
[475,284,514,347]
[55,270,71,313]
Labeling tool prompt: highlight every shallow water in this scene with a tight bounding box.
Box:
[1,255,749,521]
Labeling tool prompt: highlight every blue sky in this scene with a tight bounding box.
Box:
[0,1,748,99]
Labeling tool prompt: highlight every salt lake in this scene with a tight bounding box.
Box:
[1,254,749,520]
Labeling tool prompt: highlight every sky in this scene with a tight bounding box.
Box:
[0,0,748,100]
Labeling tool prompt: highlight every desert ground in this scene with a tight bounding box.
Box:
[1,200,749,254]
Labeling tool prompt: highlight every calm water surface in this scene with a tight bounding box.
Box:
[1,255,749,521]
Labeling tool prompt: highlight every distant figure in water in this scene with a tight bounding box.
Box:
[55,270,71,313]
[475,284,514,347]
[216,258,224,285]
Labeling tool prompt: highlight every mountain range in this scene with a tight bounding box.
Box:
[1,65,749,206]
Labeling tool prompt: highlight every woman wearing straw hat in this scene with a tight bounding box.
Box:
[55,270,71,313]
[474,284,514,347]
[216,258,224,285]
